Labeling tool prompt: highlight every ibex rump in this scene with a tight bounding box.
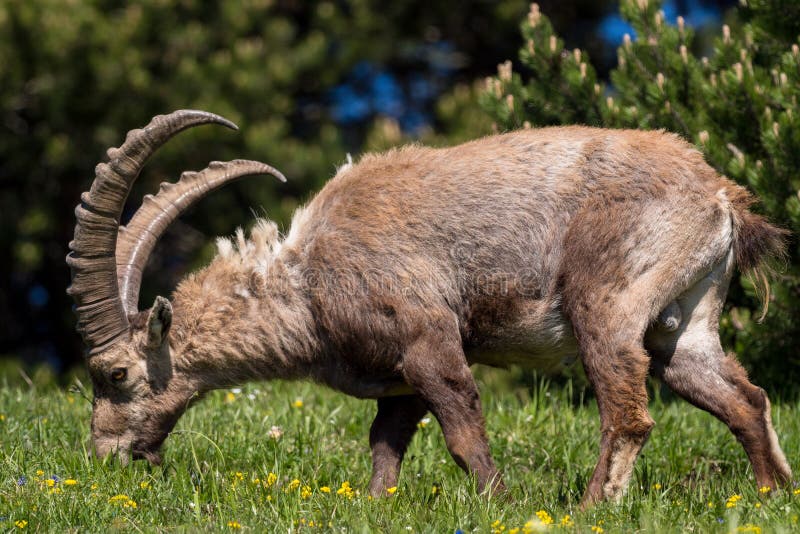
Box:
[68,110,792,506]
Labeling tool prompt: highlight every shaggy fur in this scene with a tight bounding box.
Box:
[84,126,790,507]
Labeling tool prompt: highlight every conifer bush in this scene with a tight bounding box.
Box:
[481,0,800,390]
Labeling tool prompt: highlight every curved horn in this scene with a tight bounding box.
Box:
[116,159,286,313]
[67,110,238,355]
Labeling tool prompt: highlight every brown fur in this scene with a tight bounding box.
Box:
[84,126,791,506]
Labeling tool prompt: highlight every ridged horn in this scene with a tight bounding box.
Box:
[116,159,286,313]
[67,110,238,355]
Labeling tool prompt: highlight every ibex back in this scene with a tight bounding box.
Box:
[67,110,791,507]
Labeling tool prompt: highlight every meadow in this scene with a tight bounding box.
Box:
[0,364,798,533]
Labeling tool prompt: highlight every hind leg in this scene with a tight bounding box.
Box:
[647,261,792,489]
[571,312,655,507]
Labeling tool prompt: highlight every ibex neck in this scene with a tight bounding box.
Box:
[169,252,318,392]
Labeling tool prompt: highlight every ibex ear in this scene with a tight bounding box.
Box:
[146,296,172,348]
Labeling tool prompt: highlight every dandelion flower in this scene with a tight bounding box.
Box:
[225,392,236,403]
[759,486,771,494]
[386,486,397,495]
[227,520,242,529]
[652,483,662,490]
[140,481,150,490]
[337,481,355,499]
[726,494,743,508]
[64,479,78,486]
[431,485,440,496]
[320,486,331,493]
[591,526,604,533]
[14,520,27,529]
[535,510,553,525]
[292,399,304,408]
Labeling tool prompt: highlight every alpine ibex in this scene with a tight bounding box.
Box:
[68,110,792,506]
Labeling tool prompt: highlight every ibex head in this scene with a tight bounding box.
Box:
[66,110,285,463]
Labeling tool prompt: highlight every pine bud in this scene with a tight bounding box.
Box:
[623,33,632,50]
[793,44,799,57]
[607,96,614,109]
[677,16,685,35]
[656,72,665,91]
[523,121,532,129]
[573,49,581,63]
[498,60,513,82]
[787,108,793,120]
[528,3,541,27]
[740,49,747,62]
[594,83,601,96]
[780,72,788,86]
[664,100,671,112]
[702,57,709,68]
[549,35,557,53]
[698,131,709,144]
[756,160,762,170]
[655,10,664,28]
[506,94,514,111]
[618,52,627,68]
[734,63,743,82]
[528,39,536,56]
[765,107,772,121]
[722,25,731,44]
[636,0,649,10]
[773,122,780,137]
[680,45,688,64]
[580,63,587,80]
[710,73,717,87]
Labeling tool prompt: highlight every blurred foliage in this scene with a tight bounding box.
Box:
[481,0,800,391]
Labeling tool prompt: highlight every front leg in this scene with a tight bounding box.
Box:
[401,323,505,495]
[368,395,428,496]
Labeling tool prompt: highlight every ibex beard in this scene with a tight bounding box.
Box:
[68,110,792,507]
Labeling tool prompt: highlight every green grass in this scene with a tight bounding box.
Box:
[0,365,798,533]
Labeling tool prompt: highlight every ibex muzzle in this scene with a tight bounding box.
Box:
[69,110,791,506]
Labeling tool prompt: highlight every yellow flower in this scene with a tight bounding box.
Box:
[418,417,431,428]
[0,414,5,421]
[286,478,301,491]
[652,483,662,490]
[300,485,312,499]
[227,520,242,529]
[759,486,771,494]
[14,520,27,529]
[337,481,355,499]
[225,392,236,403]
[755,502,762,509]
[560,515,574,527]
[64,479,78,486]
[386,486,397,495]
[726,494,743,508]
[320,486,331,493]
[90,484,98,490]
[794,488,800,495]
[266,495,272,502]
[293,399,304,408]
[535,510,553,525]
[35,470,44,477]
[591,526,604,533]
[266,472,278,487]
[509,529,519,534]
[140,481,150,490]
[431,485,440,496]
[235,472,245,481]
[109,494,137,508]
[737,525,762,534]
[45,479,55,488]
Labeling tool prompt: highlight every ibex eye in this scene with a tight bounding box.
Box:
[110,368,127,382]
